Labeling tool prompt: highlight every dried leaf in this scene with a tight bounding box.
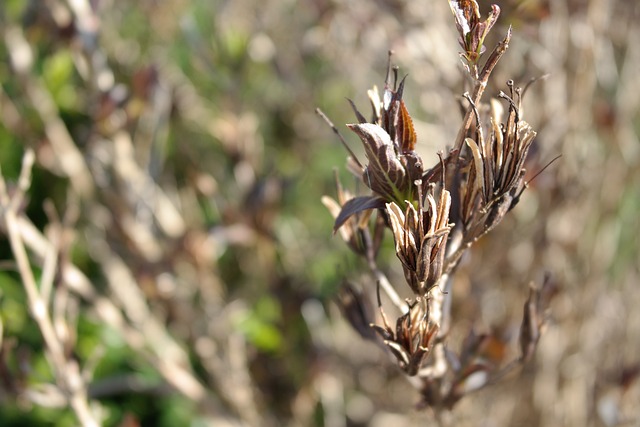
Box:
[348,123,407,202]
[347,98,367,124]
[336,283,377,341]
[333,196,385,233]
[449,0,479,38]
[520,277,557,362]
[520,284,541,363]
[397,101,417,153]
[465,138,485,199]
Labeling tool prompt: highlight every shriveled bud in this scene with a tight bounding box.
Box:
[385,184,452,296]
[371,298,439,376]
[348,123,422,204]
[449,0,501,71]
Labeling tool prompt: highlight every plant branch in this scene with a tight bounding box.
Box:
[452,27,512,159]
[0,151,100,427]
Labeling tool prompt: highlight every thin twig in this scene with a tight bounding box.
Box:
[316,108,364,170]
[0,151,100,427]
[361,227,406,313]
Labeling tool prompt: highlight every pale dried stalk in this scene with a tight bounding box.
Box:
[0,151,99,427]
[362,227,407,313]
[4,8,259,417]
[3,203,211,397]
[4,26,94,198]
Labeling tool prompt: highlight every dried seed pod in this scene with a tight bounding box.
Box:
[371,298,439,376]
[386,183,452,296]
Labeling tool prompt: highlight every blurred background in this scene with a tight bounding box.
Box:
[0,0,639,426]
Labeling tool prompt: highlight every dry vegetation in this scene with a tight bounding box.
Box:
[0,0,639,426]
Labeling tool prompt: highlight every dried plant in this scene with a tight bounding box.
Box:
[3,0,638,425]
[322,0,554,411]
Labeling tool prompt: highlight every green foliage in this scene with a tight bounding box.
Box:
[42,50,78,112]
[235,296,283,353]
